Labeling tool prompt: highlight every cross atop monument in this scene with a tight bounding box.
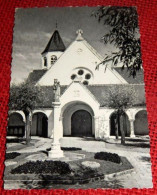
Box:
[76,29,84,41]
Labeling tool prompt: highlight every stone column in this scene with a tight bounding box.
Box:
[129,119,136,138]
[103,119,110,138]
[48,102,64,158]
[94,116,99,139]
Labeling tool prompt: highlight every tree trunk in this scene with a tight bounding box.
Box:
[119,113,125,145]
[115,115,119,139]
[25,109,32,145]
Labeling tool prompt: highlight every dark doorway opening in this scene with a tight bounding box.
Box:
[8,113,25,137]
[110,112,130,137]
[134,110,149,135]
[71,110,92,137]
[32,113,48,137]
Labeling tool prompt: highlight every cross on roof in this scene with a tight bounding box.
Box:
[76,29,83,35]
[76,29,84,41]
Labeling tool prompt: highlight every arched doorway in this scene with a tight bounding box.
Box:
[110,112,130,137]
[8,113,25,137]
[62,102,95,137]
[31,112,48,137]
[71,110,92,137]
[134,110,149,135]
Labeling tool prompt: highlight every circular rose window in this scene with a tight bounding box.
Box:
[70,68,93,85]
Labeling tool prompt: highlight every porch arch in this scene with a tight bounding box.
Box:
[134,110,149,135]
[8,112,25,137]
[8,111,26,122]
[110,111,130,137]
[32,110,48,118]
[61,101,95,136]
[31,112,48,137]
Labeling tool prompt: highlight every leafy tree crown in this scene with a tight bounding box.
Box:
[92,6,142,77]
[9,81,45,114]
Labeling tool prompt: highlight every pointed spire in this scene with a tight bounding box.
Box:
[76,29,84,41]
[42,28,66,54]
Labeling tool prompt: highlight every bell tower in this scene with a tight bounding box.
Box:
[41,25,66,69]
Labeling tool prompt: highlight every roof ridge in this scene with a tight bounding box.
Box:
[79,82,100,105]
[82,39,104,61]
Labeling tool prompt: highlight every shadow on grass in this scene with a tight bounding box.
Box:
[124,143,150,148]
[6,138,26,143]
[125,138,149,143]
[21,176,124,189]
[5,152,21,160]
[45,147,82,152]
[140,156,151,162]
[80,137,101,142]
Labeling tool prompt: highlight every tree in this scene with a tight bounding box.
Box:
[105,86,137,144]
[92,6,142,77]
[9,81,45,144]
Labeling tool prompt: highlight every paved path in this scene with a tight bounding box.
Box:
[60,137,153,188]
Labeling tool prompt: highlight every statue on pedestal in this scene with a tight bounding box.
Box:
[53,79,60,102]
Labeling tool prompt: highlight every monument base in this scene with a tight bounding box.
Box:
[48,141,64,158]
[130,134,136,138]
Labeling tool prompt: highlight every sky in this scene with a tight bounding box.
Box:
[11,6,130,84]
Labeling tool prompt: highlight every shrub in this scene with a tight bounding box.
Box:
[61,147,82,151]
[6,138,24,143]
[6,152,21,160]
[11,160,71,175]
[94,152,121,164]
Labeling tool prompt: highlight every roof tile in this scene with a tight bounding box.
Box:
[36,84,145,108]
[27,69,47,84]
[114,68,144,84]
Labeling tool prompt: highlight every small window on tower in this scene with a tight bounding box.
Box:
[44,57,47,67]
[51,55,57,65]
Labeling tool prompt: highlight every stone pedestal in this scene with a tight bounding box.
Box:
[48,140,64,158]
[48,101,64,158]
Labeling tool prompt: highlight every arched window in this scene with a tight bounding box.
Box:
[51,55,57,65]
[44,57,47,67]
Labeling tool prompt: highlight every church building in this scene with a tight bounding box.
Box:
[8,29,149,140]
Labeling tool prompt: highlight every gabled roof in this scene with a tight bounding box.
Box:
[36,85,67,108]
[27,67,144,85]
[86,84,145,107]
[36,84,145,108]
[41,30,66,54]
[29,68,143,85]
[114,68,144,84]
[27,69,47,84]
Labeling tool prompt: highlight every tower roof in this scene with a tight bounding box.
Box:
[41,30,66,54]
